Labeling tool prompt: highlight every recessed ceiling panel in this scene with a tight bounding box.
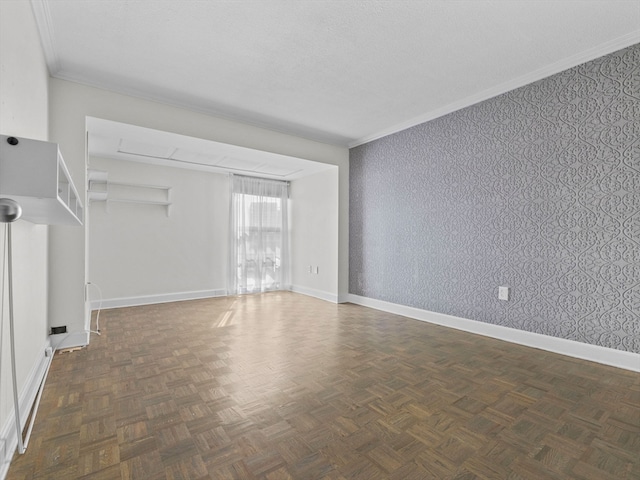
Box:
[118,139,175,159]
[217,157,267,172]
[254,165,303,177]
[170,149,225,166]
[87,116,376,181]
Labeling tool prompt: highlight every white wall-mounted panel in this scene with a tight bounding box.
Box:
[0,135,83,225]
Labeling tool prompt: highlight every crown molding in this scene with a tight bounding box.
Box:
[27,1,639,151]
[349,32,640,148]
[30,0,60,75]
[50,70,351,148]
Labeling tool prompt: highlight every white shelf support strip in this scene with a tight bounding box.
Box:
[87,171,173,216]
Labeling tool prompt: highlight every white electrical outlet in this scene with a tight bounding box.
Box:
[309,265,313,273]
[498,286,510,301]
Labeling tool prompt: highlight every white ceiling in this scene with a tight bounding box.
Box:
[33,0,640,147]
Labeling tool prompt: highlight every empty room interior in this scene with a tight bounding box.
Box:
[1,1,639,479]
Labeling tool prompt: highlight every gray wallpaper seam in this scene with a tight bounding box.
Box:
[349,44,639,353]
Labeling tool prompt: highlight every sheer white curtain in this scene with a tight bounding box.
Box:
[228,175,290,295]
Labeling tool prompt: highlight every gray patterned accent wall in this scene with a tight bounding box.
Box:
[349,44,639,353]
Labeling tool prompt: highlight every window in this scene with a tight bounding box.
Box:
[228,175,289,294]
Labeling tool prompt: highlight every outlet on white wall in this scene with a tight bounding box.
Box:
[498,286,510,301]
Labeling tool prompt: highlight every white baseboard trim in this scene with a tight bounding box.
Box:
[289,285,338,303]
[90,289,227,310]
[347,294,640,372]
[0,339,52,480]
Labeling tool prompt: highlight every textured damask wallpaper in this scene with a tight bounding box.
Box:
[350,44,639,352]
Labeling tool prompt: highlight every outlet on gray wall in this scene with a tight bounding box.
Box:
[349,44,639,353]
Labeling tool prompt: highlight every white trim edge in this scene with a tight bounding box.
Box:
[347,294,640,373]
[337,293,350,304]
[0,339,51,480]
[90,289,228,310]
[29,0,61,75]
[290,285,338,304]
[51,331,90,351]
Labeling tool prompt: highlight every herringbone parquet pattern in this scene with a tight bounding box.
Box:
[7,292,640,479]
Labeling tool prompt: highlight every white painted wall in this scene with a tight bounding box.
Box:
[290,168,340,301]
[89,156,340,307]
[88,157,229,305]
[0,0,50,473]
[48,78,349,344]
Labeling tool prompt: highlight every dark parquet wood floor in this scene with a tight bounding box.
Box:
[7,292,640,479]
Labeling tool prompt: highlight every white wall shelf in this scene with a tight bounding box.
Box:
[0,135,84,225]
[88,169,172,216]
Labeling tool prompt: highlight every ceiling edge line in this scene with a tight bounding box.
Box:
[30,0,61,75]
[348,30,640,148]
